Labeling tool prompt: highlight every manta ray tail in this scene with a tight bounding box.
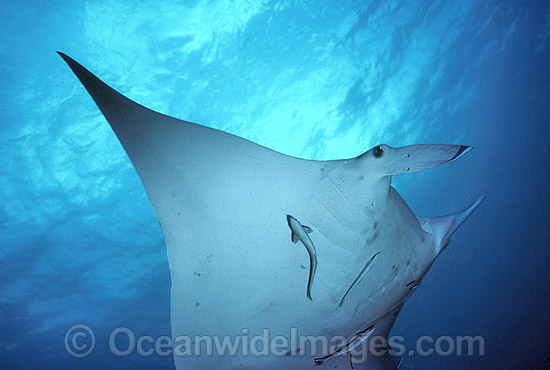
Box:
[419,196,485,254]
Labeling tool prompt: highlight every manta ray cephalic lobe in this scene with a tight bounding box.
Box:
[58,52,484,370]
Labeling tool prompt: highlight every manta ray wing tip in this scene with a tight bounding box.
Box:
[56,51,70,61]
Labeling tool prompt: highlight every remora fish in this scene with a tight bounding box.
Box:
[339,252,380,308]
[287,215,318,300]
[314,324,376,366]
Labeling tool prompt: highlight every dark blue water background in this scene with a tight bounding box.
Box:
[1,1,549,369]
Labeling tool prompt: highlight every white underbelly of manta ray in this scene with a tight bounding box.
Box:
[58,52,484,370]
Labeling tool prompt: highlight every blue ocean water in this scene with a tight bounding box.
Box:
[1,1,549,369]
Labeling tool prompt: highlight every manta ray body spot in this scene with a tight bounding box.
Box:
[391,264,400,278]
[366,232,378,244]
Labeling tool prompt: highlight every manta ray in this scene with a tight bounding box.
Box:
[58,52,484,370]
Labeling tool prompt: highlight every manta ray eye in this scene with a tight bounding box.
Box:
[373,146,384,158]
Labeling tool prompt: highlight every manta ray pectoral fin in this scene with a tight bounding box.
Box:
[419,195,485,254]
[360,144,473,176]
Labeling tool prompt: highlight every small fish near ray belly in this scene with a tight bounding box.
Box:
[339,252,381,308]
[314,324,376,366]
[287,215,318,300]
